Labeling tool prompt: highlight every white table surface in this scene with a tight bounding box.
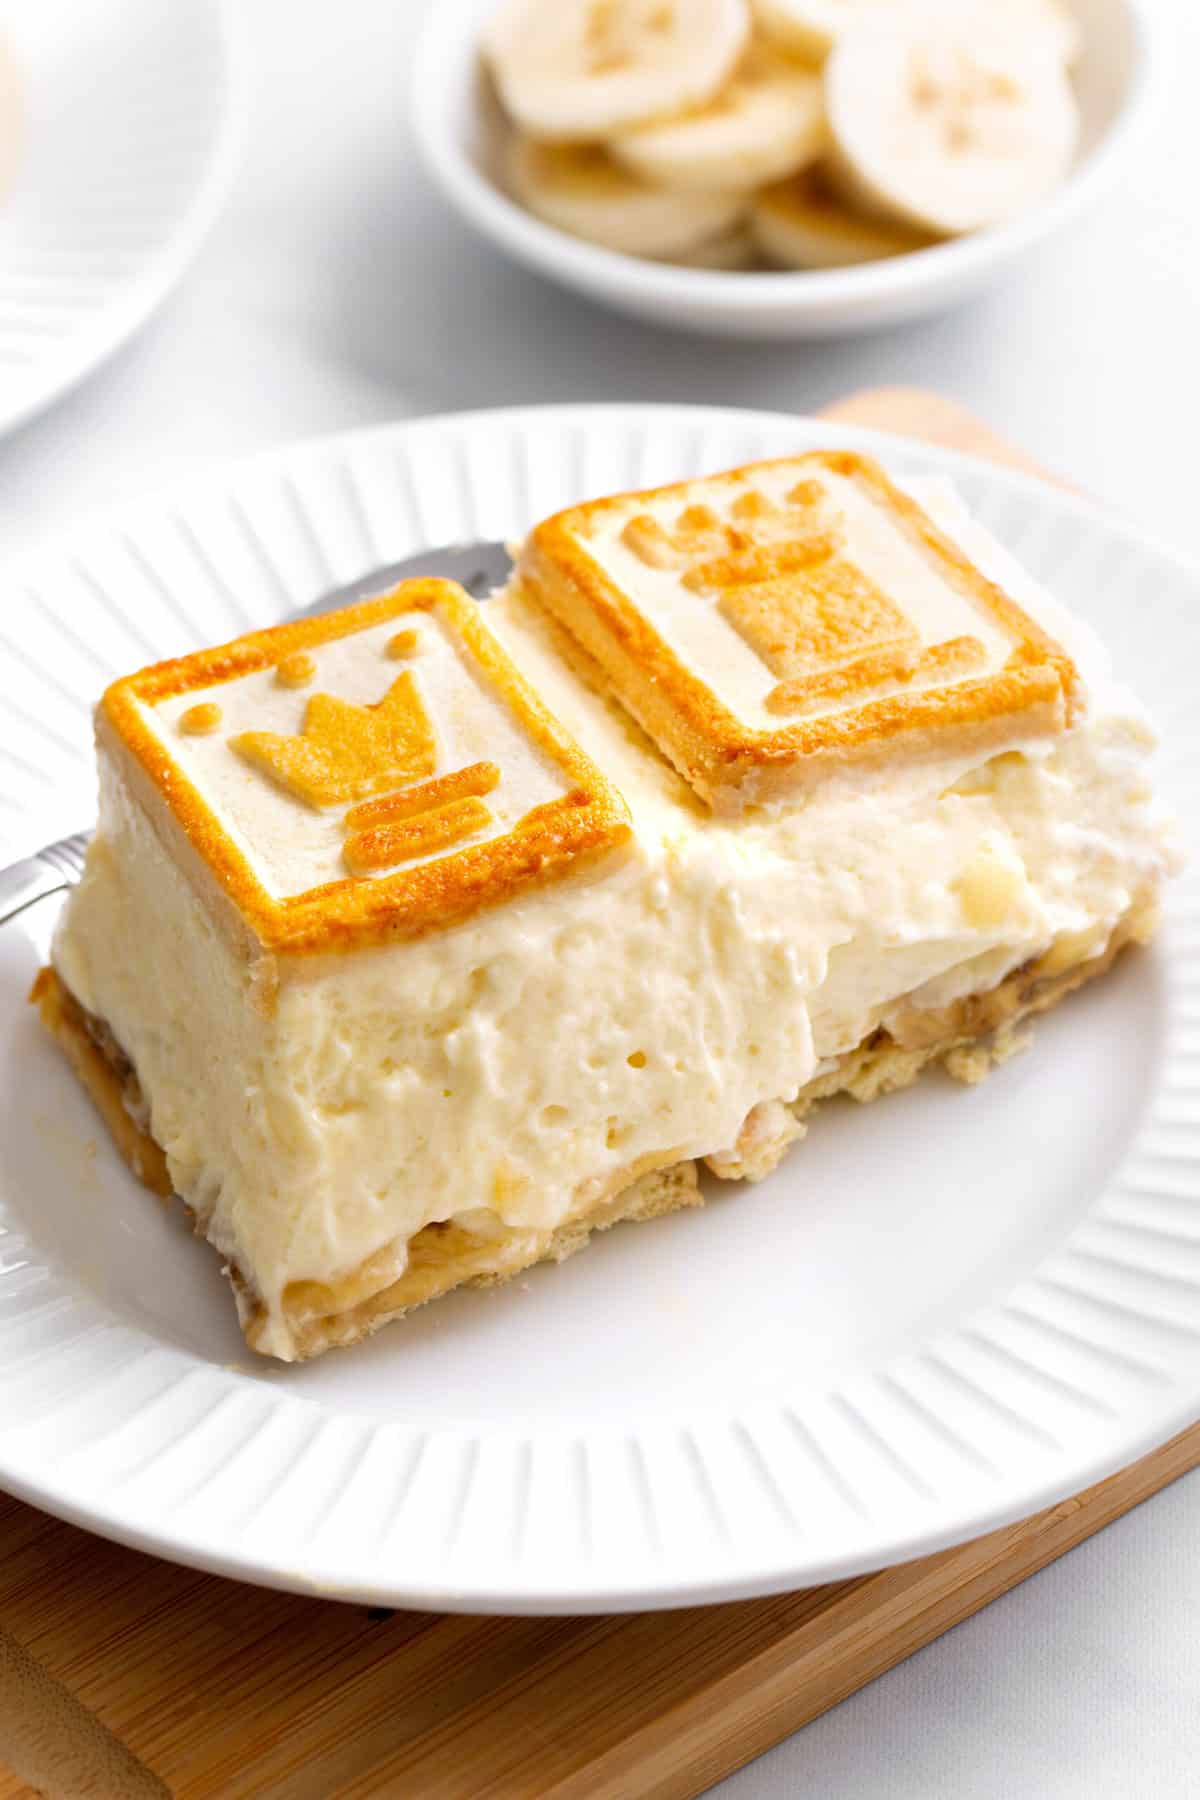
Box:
[3,1,1198,1793]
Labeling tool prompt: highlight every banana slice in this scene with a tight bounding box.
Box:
[826,29,1079,236]
[483,0,752,143]
[752,1,1080,65]
[609,44,825,193]
[752,166,935,266]
[658,222,759,268]
[507,136,745,256]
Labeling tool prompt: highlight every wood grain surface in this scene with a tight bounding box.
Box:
[2,388,1194,1800]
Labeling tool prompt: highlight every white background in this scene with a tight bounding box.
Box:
[2,1,1198,1793]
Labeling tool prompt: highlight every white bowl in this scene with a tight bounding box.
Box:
[411,0,1156,340]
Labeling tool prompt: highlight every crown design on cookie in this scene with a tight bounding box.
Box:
[621,482,837,574]
[231,667,501,874]
[622,482,986,715]
[341,761,501,874]
[100,584,631,954]
[231,671,437,809]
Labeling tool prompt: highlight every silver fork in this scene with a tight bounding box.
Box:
[0,832,92,926]
[0,537,514,928]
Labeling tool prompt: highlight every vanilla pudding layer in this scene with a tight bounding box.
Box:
[50,487,1176,1361]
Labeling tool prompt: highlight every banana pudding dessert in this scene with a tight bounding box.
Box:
[483,0,1082,270]
[33,452,1175,1360]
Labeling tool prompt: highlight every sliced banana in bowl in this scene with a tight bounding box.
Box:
[506,136,746,256]
[608,42,826,192]
[483,0,752,142]
[414,0,1152,337]
[825,27,1080,237]
[656,220,760,268]
[753,165,936,267]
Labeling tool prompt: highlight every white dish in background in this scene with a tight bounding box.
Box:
[0,0,243,437]
[0,403,1197,1614]
[411,0,1154,339]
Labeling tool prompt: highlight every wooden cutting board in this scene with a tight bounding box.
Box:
[2,388,1197,1800]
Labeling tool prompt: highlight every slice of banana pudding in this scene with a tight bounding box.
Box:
[36,456,1175,1359]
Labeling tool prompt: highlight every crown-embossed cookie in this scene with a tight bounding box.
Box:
[98,580,631,955]
[519,451,1081,810]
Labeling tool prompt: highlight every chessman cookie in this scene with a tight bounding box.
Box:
[95,579,631,965]
[518,450,1081,811]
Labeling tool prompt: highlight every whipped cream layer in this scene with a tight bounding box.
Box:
[52,481,1177,1359]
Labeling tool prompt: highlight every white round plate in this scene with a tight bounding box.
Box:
[0,404,1197,1614]
[412,0,1155,339]
[0,0,242,437]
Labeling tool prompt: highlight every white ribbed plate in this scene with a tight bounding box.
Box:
[1,404,1197,1614]
[0,0,241,436]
